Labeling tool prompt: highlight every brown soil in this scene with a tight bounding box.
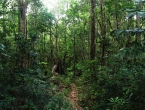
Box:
[68,83,83,110]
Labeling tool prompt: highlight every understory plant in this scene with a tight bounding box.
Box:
[0,37,71,110]
[77,57,145,110]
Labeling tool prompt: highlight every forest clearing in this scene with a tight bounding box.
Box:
[1,0,145,110]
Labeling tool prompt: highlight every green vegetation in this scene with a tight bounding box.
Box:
[1,0,145,110]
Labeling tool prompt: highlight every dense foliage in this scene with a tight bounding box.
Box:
[0,0,70,109]
[1,0,145,110]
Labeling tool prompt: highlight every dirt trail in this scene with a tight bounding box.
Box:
[68,83,83,110]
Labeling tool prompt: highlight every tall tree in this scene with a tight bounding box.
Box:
[100,0,106,65]
[18,0,28,37]
[136,1,142,42]
[90,0,96,60]
[17,0,29,68]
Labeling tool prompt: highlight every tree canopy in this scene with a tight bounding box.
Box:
[1,0,145,109]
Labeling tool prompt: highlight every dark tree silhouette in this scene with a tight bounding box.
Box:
[52,58,65,75]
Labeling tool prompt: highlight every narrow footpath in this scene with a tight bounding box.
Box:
[68,83,83,110]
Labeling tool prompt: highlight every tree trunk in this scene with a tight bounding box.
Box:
[74,30,76,76]
[17,0,28,68]
[18,0,28,37]
[50,28,53,65]
[55,20,59,58]
[2,1,6,38]
[90,0,96,60]
[100,0,106,65]
[136,2,142,42]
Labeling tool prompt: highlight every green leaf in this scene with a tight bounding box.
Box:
[40,62,48,65]
[0,43,5,51]
[111,30,125,38]
[138,11,145,18]
[35,68,41,74]
[1,53,10,57]
[126,12,136,19]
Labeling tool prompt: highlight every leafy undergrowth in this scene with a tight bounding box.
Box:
[0,70,71,110]
[51,74,83,110]
[75,59,145,110]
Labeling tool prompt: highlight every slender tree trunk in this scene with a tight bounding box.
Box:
[2,1,6,38]
[88,28,90,59]
[44,33,46,51]
[50,28,53,65]
[74,30,76,76]
[100,0,106,65]
[55,37,58,57]
[90,0,96,60]
[18,0,28,37]
[114,4,119,29]
[55,20,59,58]
[63,24,67,69]
[136,2,142,42]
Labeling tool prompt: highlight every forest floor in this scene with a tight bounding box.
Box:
[51,75,83,109]
[67,83,83,110]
